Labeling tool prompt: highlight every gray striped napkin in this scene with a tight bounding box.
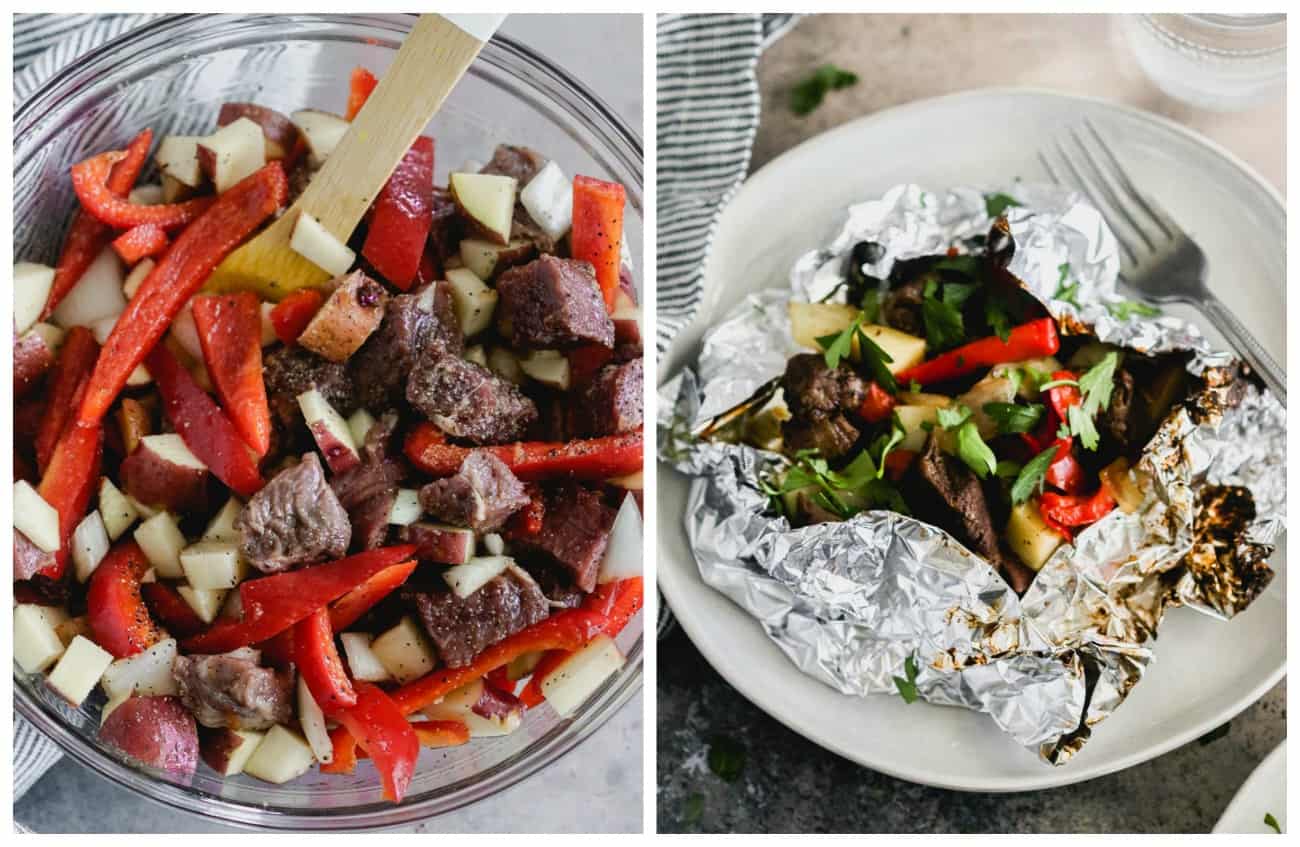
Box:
[654,13,798,640]
[13,13,160,808]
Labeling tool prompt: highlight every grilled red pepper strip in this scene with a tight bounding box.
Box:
[328,560,418,632]
[334,682,419,803]
[78,161,287,425]
[1041,371,1086,493]
[857,381,896,424]
[43,129,153,320]
[410,720,471,749]
[320,726,359,774]
[71,151,214,231]
[405,425,643,481]
[112,224,169,264]
[181,545,417,654]
[345,66,379,121]
[192,292,272,457]
[295,606,357,715]
[145,344,264,497]
[361,136,434,290]
[141,582,206,640]
[571,175,626,311]
[1040,487,1117,538]
[35,421,103,581]
[883,448,916,481]
[269,288,323,344]
[87,540,163,658]
[896,318,1061,386]
[34,327,98,473]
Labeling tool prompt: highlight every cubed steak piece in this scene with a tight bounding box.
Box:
[236,453,351,573]
[427,187,463,264]
[781,353,867,417]
[419,450,530,532]
[350,281,462,411]
[172,652,293,730]
[496,256,614,349]
[296,269,389,363]
[406,357,537,445]
[516,485,616,593]
[781,414,860,461]
[479,144,547,186]
[331,413,406,551]
[413,567,549,667]
[263,345,357,428]
[579,359,643,436]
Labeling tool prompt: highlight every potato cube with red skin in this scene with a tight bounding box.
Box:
[217,103,302,161]
[197,117,266,194]
[14,323,61,398]
[99,694,199,777]
[119,433,209,514]
[296,270,389,363]
[201,727,265,776]
[297,388,361,473]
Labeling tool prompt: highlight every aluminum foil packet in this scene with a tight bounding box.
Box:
[658,183,1285,764]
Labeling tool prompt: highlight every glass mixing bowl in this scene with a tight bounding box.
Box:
[13,13,643,830]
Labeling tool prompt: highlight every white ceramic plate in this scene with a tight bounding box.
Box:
[1214,741,1286,833]
[658,88,1286,792]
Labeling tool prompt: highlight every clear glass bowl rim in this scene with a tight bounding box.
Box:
[13,12,643,832]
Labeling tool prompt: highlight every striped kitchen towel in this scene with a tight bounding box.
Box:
[655,14,798,641]
[655,13,798,357]
[13,13,160,810]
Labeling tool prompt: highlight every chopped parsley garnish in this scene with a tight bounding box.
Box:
[936,405,996,478]
[1108,299,1161,320]
[869,413,907,479]
[1054,262,1081,306]
[921,278,967,352]
[984,294,1013,341]
[984,192,1022,218]
[1066,405,1100,451]
[815,311,897,393]
[707,734,746,782]
[1264,813,1281,834]
[1011,445,1059,504]
[995,459,1023,480]
[932,255,981,277]
[983,401,1045,435]
[790,63,859,116]
[1064,351,1118,450]
[1037,377,1079,392]
[893,654,920,703]
[816,314,859,369]
[935,404,971,430]
[773,448,906,519]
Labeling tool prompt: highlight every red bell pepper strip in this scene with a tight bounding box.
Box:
[883,448,916,482]
[1045,370,1081,422]
[34,327,98,473]
[345,66,379,121]
[35,421,102,581]
[484,665,518,697]
[87,540,163,658]
[268,288,323,344]
[361,136,434,290]
[141,582,207,639]
[896,318,1061,386]
[181,545,416,654]
[334,682,419,803]
[1044,440,1085,494]
[145,344,263,497]
[518,650,567,708]
[43,129,153,320]
[411,720,471,749]
[328,559,418,632]
[570,175,626,312]
[1041,487,1117,533]
[192,292,272,457]
[71,150,214,231]
[405,425,643,481]
[77,161,287,425]
[112,224,169,264]
[857,381,896,424]
[320,726,359,774]
[295,606,357,715]
[503,485,546,540]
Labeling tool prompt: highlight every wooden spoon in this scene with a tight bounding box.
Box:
[206,13,505,298]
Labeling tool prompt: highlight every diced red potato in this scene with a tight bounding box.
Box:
[340,632,391,683]
[15,262,56,335]
[154,135,205,189]
[370,616,437,684]
[422,677,523,737]
[128,184,164,205]
[46,634,114,706]
[242,725,315,784]
[133,511,187,579]
[100,637,179,700]
[346,408,376,446]
[200,727,265,776]
[598,493,642,585]
[402,522,475,566]
[201,497,242,544]
[14,479,61,553]
[290,212,355,278]
[98,477,140,542]
[538,634,626,717]
[71,510,111,583]
[161,173,195,203]
[298,388,361,473]
[443,555,511,599]
[177,585,227,624]
[290,109,349,167]
[445,267,498,337]
[296,675,334,763]
[449,171,517,245]
[518,160,573,242]
[14,324,61,398]
[458,238,535,281]
[99,694,200,777]
[217,102,302,160]
[119,434,210,514]
[295,270,388,362]
[14,603,67,673]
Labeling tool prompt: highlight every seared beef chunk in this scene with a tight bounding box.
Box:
[419,450,530,532]
[330,413,405,551]
[510,206,557,256]
[14,531,56,581]
[414,567,550,667]
[782,353,867,417]
[480,144,547,186]
[579,359,643,436]
[428,187,462,264]
[1095,359,1186,456]
[349,494,396,551]
[496,256,614,349]
[237,453,351,573]
[263,346,357,428]
[521,559,585,609]
[407,357,537,444]
[515,484,616,592]
[781,414,859,461]
[1100,366,1136,449]
[880,278,926,337]
[351,282,462,411]
[172,652,293,730]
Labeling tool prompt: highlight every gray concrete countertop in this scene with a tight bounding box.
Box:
[14,12,644,835]
[657,13,1284,834]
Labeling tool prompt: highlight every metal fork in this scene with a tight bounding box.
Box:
[1038,118,1285,405]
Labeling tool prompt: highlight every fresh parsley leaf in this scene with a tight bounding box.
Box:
[919,192,927,209]
[932,255,981,278]
[942,281,978,309]
[1067,403,1100,451]
[707,734,746,782]
[855,326,899,393]
[1264,813,1281,834]
[860,287,884,324]
[683,793,705,826]
[829,449,878,489]
[1003,366,1024,397]
[984,192,1022,218]
[922,279,966,352]
[1011,446,1058,504]
[983,401,1045,435]
[935,404,972,430]
[816,312,863,370]
[1037,377,1079,392]
[790,64,859,116]
[995,459,1023,479]
[870,414,906,479]
[1077,351,1119,414]
[1108,299,1161,320]
[908,379,921,393]
[984,295,1012,341]
[955,420,997,479]
[1021,365,1052,393]
[1054,262,1082,306]
[893,654,920,703]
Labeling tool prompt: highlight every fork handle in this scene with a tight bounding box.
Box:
[1202,294,1286,406]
